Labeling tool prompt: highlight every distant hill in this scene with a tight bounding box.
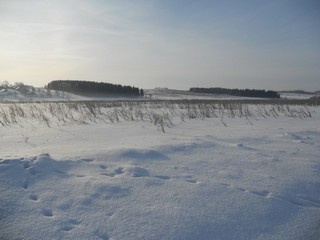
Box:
[0,81,83,102]
[190,87,280,99]
[47,80,144,97]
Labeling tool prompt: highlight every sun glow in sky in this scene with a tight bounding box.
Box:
[0,0,319,91]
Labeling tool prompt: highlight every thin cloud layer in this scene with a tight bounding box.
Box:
[0,0,319,90]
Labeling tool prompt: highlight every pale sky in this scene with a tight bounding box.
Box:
[1,0,319,91]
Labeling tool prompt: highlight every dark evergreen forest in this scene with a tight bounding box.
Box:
[47,80,144,97]
[190,87,280,98]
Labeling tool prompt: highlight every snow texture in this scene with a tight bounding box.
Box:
[1,103,320,240]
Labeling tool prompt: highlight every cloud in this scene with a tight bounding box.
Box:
[0,0,319,90]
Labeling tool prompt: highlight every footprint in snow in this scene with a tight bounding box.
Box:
[29,193,38,201]
[125,166,149,177]
[154,175,171,180]
[100,167,124,177]
[69,219,81,225]
[99,165,107,169]
[114,167,125,174]
[219,183,272,198]
[100,166,148,178]
[153,175,199,184]
[61,226,74,232]
[94,230,110,240]
[250,190,272,198]
[61,219,81,232]
[42,209,53,217]
[185,179,198,184]
[22,180,29,189]
[236,143,257,151]
[119,149,170,161]
[75,174,86,178]
[82,158,95,163]
[182,175,199,184]
[219,183,230,187]
[23,161,31,169]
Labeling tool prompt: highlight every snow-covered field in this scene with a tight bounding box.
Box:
[145,88,319,100]
[144,88,239,100]
[1,100,320,240]
[279,92,319,100]
[1,86,318,102]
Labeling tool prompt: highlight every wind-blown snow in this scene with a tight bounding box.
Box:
[1,104,320,239]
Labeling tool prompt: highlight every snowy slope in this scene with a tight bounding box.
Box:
[0,87,90,102]
[1,102,320,240]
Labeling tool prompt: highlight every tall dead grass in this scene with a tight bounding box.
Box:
[0,99,317,132]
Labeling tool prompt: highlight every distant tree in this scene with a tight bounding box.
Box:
[0,81,9,89]
[47,80,142,97]
[14,82,30,95]
[190,87,280,99]
[139,89,144,97]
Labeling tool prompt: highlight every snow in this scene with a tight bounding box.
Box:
[0,87,89,102]
[145,88,319,101]
[1,101,320,240]
[144,88,244,100]
[1,86,318,103]
[280,92,319,100]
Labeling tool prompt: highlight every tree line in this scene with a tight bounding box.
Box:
[190,87,280,98]
[47,80,144,97]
